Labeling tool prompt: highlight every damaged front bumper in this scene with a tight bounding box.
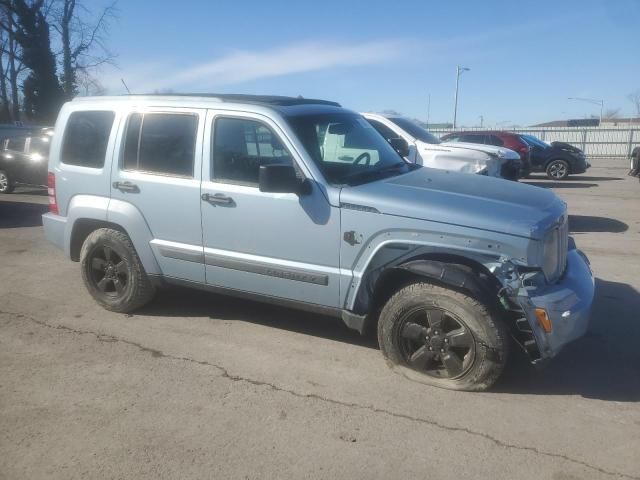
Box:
[511,248,594,362]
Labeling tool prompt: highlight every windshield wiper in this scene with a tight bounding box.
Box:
[342,162,408,185]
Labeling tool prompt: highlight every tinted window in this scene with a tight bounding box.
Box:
[367,119,399,141]
[459,134,484,144]
[212,117,292,186]
[486,135,504,146]
[7,136,26,152]
[61,111,115,167]
[387,117,440,144]
[123,113,197,177]
[29,136,51,155]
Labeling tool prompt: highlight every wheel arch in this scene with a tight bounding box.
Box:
[544,156,572,173]
[66,196,161,275]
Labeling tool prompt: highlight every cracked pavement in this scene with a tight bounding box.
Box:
[1,160,640,479]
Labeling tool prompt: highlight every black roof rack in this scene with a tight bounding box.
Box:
[134,93,341,107]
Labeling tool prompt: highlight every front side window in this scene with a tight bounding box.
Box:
[212,117,293,186]
[61,111,115,167]
[367,119,400,141]
[286,112,416,186]
[387,117,440,144]
[123,113,197,177]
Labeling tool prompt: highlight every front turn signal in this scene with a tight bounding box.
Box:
[534,308,553,333]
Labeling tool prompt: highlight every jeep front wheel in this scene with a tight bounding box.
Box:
[80,228,155,312]
[378,282,508,391]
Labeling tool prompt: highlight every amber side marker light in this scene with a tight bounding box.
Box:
[534,308,553,333]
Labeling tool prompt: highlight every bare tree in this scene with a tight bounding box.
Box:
[52,0,117,99]
[603,108,621,120]
[628,91,640,118]
[75,67,105,95]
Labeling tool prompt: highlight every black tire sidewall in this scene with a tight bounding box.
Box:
[378,283,508,391]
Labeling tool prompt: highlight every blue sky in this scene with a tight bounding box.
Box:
[94,0,640,126]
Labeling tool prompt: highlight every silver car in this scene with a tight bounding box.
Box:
[42,94,594,391]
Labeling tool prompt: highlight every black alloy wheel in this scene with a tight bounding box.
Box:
[396,306,475,379]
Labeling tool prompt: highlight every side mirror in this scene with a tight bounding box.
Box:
[389,137,410,157]
[259,164,304,194]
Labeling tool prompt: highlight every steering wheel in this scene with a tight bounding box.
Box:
[353,152,371,166]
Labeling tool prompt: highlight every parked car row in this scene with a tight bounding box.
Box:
[441,131,590,180]
[41,94,594,392]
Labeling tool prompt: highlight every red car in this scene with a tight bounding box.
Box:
[441,131,531,177]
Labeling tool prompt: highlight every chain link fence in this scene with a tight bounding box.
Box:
[429,126,639,158]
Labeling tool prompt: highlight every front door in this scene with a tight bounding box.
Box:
[110,108,206,283]
[200,111,341,308]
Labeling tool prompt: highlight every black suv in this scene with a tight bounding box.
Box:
[0,130,52,193]
[520,135,590,180]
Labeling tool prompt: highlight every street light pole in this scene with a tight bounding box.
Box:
[568,97,604,125]
[453,65,470,129]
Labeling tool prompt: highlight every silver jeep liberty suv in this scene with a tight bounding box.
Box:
[43,94,594,391]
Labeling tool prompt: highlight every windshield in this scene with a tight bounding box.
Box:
[522,134,550,149]
[286,112,417,186]
[387,117,441,144]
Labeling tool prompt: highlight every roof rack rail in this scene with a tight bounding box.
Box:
[130,93,341,107]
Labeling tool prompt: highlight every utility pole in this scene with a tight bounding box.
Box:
[568,97,604,126]
[479,115,484,128]
[453,65,470,129]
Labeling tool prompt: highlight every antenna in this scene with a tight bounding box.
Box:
[120,78,131,94]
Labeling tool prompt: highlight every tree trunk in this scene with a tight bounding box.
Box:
[7,15,19,121]
[61,0,76,99]
[0,43,11,122]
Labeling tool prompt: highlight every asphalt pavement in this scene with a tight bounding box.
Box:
[1,159,639,479]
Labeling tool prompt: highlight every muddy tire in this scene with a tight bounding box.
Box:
[80,228,155,312]
[378,282,509,392]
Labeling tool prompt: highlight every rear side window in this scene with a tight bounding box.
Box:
[122,113,197,177]
[61,111,115,167]
[459,134,483,144]
[7,136,26,152]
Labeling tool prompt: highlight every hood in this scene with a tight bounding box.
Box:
[439,141,521,161]
[340,167,565,239]
[550,141,582,154]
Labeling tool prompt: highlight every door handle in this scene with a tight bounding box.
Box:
[113,181,140,193]
[201,192,234,206]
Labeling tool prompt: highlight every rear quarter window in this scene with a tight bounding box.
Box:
[61,111,115,168]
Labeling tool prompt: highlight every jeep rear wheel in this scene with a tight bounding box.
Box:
[378,282,508,391]
[80,228,155,313]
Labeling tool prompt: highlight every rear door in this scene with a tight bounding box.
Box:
[110,108,206,283]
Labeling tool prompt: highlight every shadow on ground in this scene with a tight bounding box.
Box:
[140,278,640,401]
[525,181,598,189]
[138,286,378,350]
[0,200,48,228]
[569,214,628,233]
[496,278,640,401]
